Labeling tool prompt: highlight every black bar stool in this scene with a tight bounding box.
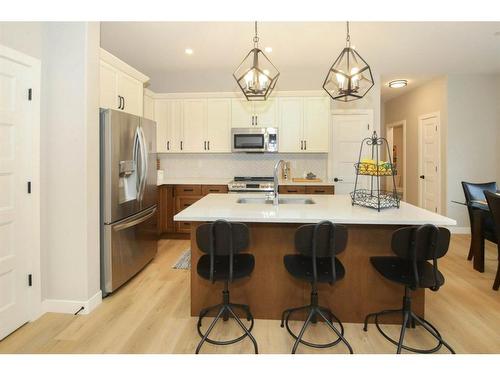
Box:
[363,224,455,354]
[280,220,353,354]
[195,220,258,354]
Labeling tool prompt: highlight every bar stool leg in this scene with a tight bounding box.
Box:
[396,311,410,354]
[291,309,315,354]
[226,305,258,354]
[196,306,225,354]
[411,313,455,354]
[316,309,354,354]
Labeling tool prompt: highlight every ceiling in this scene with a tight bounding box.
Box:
[380,74,439,102]
[100,22,500,94]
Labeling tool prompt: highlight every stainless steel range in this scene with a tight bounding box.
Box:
[228,176,274,193]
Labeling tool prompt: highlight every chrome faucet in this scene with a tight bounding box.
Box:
[273,159,285,206]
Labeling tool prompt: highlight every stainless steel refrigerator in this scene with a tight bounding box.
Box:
[100,109,158,296]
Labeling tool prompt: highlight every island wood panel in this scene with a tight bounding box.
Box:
[190,222,424,323]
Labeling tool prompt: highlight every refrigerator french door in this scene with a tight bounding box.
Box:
[100,109,158,296]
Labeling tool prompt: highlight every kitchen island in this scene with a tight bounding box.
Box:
[174,194,456,323]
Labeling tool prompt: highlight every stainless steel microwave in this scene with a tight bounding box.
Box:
[231,127,278,153]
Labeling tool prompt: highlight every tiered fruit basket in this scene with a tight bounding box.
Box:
[350,131,400,211]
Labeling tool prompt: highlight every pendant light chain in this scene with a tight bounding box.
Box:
[346,21,350,46]
[253,21,259,47]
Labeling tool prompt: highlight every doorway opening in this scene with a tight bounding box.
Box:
[385,120,406,201]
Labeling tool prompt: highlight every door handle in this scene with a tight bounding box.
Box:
[420,175,425,179]
[333,177,343,182]
[300,140,303,150]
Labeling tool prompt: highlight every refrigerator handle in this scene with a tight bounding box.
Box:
[113,206,157,231]
[138,126,148,202]
[133,127,141,197]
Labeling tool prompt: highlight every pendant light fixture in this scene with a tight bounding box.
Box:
[323,22,374,102]
[233,21,280,101]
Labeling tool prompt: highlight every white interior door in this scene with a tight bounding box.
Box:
[419,114,440,213]
[331,113,372,194]
[0,46,39,340]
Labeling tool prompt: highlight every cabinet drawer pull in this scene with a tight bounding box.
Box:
[209,189,218,192]
[183,189,194,192]
[314,190,325,193]
[288,190,298,193]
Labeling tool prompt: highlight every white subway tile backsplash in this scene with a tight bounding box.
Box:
[159,153,328,180]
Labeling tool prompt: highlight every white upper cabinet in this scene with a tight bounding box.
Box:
[99,48,149,117]
[206,99,231,152]
[155,98,231,153]
[278,96,330,153]
[155,99,183,153]
[231,99,276,128]
[303,97,330,153]
[278,97,303,152]
[182,99,206,152]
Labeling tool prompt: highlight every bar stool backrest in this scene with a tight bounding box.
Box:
[462,181,497,204]
[294,221,348,284]
[196,220,250,282]
[391,224,450,290]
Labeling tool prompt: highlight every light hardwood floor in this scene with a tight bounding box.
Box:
[1,235,499,354]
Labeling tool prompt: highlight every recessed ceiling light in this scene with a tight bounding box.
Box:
[264,47,272,53]
[388,79,408,89]
[185,48,194,55]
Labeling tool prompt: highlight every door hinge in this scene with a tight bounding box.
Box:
[28,88,32,101]
[28,274,33,287]
[27,181,31,194]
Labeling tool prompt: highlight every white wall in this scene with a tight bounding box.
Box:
[447,74,500,228]
[0,22,101,313]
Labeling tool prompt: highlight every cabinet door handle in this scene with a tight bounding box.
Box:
[251,115,255,126]
[300,140,303,150]
[117,96,122,109]
[204,141,206,150]
[304,140,307,150]
[167,141,170,150]
[255,115,258,126]
[122,96,125,110]
[207,141,210,150]
[180,141,183,151]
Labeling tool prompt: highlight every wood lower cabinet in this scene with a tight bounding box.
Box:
[159,184,228,236]
[279,185,335,195]
[158,185,174,234]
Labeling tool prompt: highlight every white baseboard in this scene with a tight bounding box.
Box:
[448,226,470,234]
[41,290,102,315]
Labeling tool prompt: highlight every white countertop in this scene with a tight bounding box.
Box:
[157,177,232,186]
[174,193,456,226]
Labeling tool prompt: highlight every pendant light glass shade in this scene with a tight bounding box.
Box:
[233,22,280,101]
[323,22,374,102]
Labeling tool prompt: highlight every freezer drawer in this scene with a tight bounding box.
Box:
[101,206,158,295]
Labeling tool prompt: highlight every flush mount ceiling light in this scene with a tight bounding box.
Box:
[323,22,375,102]
[388,79,408,88]
[233,21,280,101]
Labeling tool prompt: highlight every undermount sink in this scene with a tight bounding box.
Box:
[236,197,315,205]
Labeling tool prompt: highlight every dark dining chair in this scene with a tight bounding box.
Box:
[461,181,497,261]
[484,191,500,291]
